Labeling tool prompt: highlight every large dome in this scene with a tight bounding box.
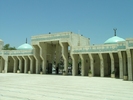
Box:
[17,43,33,50]
[104,36,125,44]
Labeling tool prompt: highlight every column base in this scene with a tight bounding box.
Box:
[2,70,4,73]
[40,72,43,74]
[123,76,128,81]
[111,74,115,78]
[63,73,66,75]
[28,71,31,74]
[17,70,20,73]
[88,73,92,77]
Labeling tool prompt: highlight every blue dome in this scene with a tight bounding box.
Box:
[17,43,33,50]
[104,36,125,44]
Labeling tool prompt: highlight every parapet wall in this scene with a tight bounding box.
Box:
[31,32,90,47]
[72,38,133,54]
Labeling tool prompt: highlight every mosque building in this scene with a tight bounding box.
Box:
[0,29,133,81]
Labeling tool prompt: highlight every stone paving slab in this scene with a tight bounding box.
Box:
[0,73,133,100]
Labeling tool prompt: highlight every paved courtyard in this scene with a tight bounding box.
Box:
[0,73,133,100]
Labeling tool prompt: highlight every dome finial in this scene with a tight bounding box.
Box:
[26,38,27,43]
[113,28,117,36]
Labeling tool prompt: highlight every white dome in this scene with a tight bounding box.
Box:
[17,43,33,50]
[104,36,125,44]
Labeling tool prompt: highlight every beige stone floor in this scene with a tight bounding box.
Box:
[0,73,133,100]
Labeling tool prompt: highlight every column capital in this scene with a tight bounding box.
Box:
[17,56,22,60]
[12,56,17,60]
[109,53,114,60]
[88,53,93,60]
[23,56,28,60]
[98,53,103,60]
[79,54,83,60]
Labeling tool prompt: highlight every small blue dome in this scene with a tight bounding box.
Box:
[17,43,33,50]
[104,36,125,44]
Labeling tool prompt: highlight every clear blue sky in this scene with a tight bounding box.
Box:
[0,0,133,47]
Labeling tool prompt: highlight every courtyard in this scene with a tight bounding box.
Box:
[0,73,133,100]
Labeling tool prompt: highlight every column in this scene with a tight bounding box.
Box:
[122,52,127,76]
[71,54,78,76]
[98,53,104,77]
[0,57,4,73]
[23,56,28,73]
[109,53,115,74]
[33,45,41,74]
[79,54,85,76]
[118,51,123,79]
[3,56,8,73]
[60,42,68,75]
[132,50,133,80]
[17,56,23,73]
[126,49,133,81]
[29,56,34,74]
[12,56,18,73]
[39,42,47,74]
[56,43,61,67]
[88,54,94,76]
[56,43,61,75]
[0,57,1,73]
[104,54,108,76]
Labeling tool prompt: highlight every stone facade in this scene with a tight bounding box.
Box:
[0,32,133,81]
